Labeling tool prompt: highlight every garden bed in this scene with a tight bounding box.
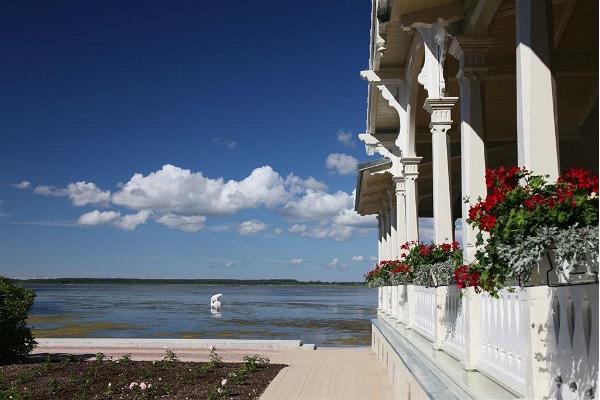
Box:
[0,351,285,399]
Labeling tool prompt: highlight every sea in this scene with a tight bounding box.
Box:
[26,284,377,347]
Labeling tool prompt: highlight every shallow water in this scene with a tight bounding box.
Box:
[26,284,376,347]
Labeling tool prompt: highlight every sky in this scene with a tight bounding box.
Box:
[0,1,438,281]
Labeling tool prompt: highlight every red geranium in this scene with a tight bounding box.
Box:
[453,265,481,292]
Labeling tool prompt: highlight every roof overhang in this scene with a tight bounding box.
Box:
[355,158,393,215]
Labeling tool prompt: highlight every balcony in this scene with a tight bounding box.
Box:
[373,283,598,399]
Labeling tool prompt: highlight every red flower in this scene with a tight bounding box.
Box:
[392,264,410,275]
[453,265,481,291]
[440,243,452,252]
[524,194,545,211]
[559,168,599,194]
[419,244,433,256]
[451,241,460,250]
[483,191,506,211]
[479,214,496,231]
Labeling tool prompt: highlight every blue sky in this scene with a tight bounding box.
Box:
[0,0,419,281]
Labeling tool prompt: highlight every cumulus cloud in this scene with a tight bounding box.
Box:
[371,256,378,261]
[77,210,121,226]
[238,219,268,235]
[67,182,111,206]
[77,210,151,231]
[284,174,327,194]
[28,163,374,240]
[327,258,348,270]
[12,181,31,189]
[156,213,206,232]
[336,130,355,147]
[283,190,353,220]
[112,164,288,215]
[333,209,377,228]
[352,256,364,262]
[115,210,152,231]
[34,181,110,206]
[289,258,304,265]
[34,185,68,197]
[326,153,358,176]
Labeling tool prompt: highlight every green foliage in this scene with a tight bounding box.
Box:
[364,242,461,287]
[466,167,599,296]
[118,353,132,364]
[162,349,179,363]
[0,277,36,363]
[208,347,221,367]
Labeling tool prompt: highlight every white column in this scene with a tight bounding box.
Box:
[388,191,399,260]
[425,97,458,244]
[394,177,407,249]
[402,158,422,243]
[516,0,559,179]
[450,36,492,262]
[385,201,392,260]
[380,209,389,261]
[377,215,383,262]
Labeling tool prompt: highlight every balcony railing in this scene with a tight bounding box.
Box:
[376,283,598,399]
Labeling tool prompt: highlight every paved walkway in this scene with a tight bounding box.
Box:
[260,348,392,400]
[33,343,393,400]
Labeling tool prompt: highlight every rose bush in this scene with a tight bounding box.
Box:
[466,166,599,296]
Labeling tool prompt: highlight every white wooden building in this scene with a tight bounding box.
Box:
[354,0,598,398]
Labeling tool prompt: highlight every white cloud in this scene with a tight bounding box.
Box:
[289,224,307,233]
[77,210,121,226]
[115,210,152,231]
[156,214,205,232]
[12,181,31,189]
[370,256,378,261]
[327,257,348,270]
[34,181,110,206]
[284,174,327,194]
[283,190,353,220]
[112,164,288,215]
[325,153,358,176]
[34,185,68,197]
[27,163,369,241]
[352,256,364,262]
[336,130,355,147]
[238,219,268,235]
[289,258,304,265]
[333,209,377,228]
[224,261,234,267]
[67,181,111,206]
[77,210,151,231]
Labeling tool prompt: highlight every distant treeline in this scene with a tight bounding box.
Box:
[11,278,364,286]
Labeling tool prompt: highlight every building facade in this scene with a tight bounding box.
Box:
[354,0,598,398]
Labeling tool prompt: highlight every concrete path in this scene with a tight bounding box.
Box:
[33,341,393,400]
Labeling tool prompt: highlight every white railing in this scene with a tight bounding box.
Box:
[548,284,598,400]
[478,288,527,394]
[375,283,599,399]
[441,285,467,357]
[412,285,436,341]
[396,285,409,324]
